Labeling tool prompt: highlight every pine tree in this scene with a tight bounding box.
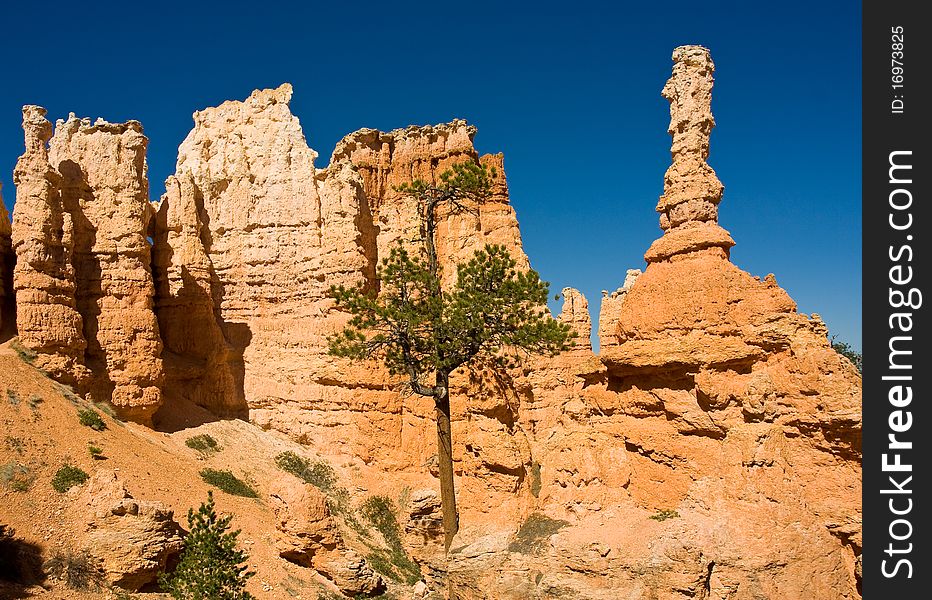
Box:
[329,161,574,550]
[160,491,255,599]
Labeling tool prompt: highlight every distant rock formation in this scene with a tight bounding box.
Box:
[558,287,591,350]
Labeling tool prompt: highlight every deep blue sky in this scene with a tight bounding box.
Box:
[1,1,861,350]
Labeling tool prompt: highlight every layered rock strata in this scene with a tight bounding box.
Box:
[12,106,89,384]
[49,114,164,422]
[12,108,164,422]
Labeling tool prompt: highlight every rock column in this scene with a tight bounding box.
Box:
[12,106,89,384]
[46,115,164,423]
[645,45,735,263]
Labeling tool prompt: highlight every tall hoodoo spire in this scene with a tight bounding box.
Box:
[645,45,734,263]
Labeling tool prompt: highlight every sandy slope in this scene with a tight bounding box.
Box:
[0,338,394,599]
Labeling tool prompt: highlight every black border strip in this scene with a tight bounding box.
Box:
[863,1,929,597]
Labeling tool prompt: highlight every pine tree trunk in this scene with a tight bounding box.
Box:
[434,371,458,551]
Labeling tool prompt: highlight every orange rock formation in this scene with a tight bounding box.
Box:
[0,185,12,333]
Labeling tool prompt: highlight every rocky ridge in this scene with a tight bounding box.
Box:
[2,45,861,599]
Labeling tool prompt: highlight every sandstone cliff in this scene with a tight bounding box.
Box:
[3,45,861,600]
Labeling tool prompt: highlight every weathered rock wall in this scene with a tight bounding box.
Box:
[48,115,164,423]
[329,122,528,286]
[12,106,89,385]
[12,108,164,422]
[0,185,12,333]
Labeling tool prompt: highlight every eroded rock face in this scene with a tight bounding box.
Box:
[330,122,528,286]
[48,115,164,423]
[12,106,89,384]
[0,185,12,333]
[12,108,164,421]
[269,477,385,596]
[270,477,340,568]
[73,471,183,591]
[558,288,591,350]
[160,83,395,451]
[581,45,861,597]
[151,172,243,418]
[596,269,640,352]
[647,45,733,263]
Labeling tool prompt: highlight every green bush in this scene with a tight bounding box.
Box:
[274,451,336,492]
[185,434,221,457]
[88,445,104,460]
[78,409,106,431]
[159,491,255,599]
[649,508,680,522]
[360,496,421,584]
[199,469,258,498]
[4,436,25,455]
[51,465,89,493]
[44,549,100,590]
[831,339,863,374]
[10,339,37,364]
[1,462,33,492]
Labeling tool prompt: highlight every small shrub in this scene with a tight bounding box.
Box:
[88,445,104,460]
[4,436,25,455]
[273,452,366,534]
[1,462,33,492]
[43,549,100,590]
[649,508,680,521]
[53,382,82,404]
[507,513,569,555]
[28,394,43,410]
[6,388,20,406]
[10,339,37,364]
[360,496,420,584]
[274,451,336,492]
[185,434,221,456]
[159,491,255,599]
[199,469,258,498]
[51,465,89,493]
[78,408,106,431]
[831,339,863,374]
[94,401,123,423]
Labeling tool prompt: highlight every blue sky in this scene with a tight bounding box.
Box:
[0,1,861,350]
